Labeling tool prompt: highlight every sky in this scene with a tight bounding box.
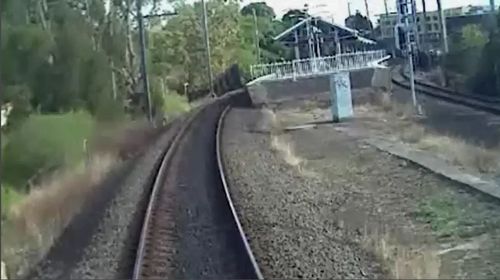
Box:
[240,0,494,25]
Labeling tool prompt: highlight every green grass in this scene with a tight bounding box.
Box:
[415,197,462,238]
[162,93,190,119]
[1,184,23,220]
[1,111,95,189]
[415,194,500,239]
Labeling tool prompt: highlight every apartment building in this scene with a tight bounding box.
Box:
[377,5,491,50]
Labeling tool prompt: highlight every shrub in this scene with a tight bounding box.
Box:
[1,111,94,189]
[162,93,190,120]
[1,185,23,220]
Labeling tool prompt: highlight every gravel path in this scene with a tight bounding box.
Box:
[27,120,184,279]
[222,107,500,279]
[222,108,385,279]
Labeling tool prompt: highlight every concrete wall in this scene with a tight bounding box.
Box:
[247,68,390,105]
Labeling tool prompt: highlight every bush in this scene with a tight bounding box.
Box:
[162,93,190,119]
[1,111,94,189]
[1,185,23,220]
[2,85,32,128]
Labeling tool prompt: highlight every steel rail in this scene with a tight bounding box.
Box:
[131,109,202,280]
[132,98,263,279]
[215,105,264,279]
[392,69,500,115]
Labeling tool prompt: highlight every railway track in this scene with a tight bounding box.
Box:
[132,94,262,279]
[392,65,500,115]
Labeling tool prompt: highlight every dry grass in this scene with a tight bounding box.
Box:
[1,121,160,278]
[362,229,441,278]
[91,119,160,160]
[3,154,116,277]
[271,135,302,167]
[358,90,415,121]
[354,91,499,175]
[269,134,321,179]
[417,134,500,174]
[379,91,394,112]
[401,124,426,143]
[393,102,416,120]
[252,107,282,134]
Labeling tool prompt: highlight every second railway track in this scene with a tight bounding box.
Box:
[132,94,262,279]
[391,65,500,115]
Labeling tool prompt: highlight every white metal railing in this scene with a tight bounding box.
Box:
[250,50,388,80]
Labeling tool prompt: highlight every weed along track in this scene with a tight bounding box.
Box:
[132,93,262,279]
[21,91,260,280]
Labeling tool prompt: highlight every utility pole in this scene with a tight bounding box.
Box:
[364,0,370,20]
[306,17,314,59]
[252,8,260,64]
[201,0,215,97]
[384,0,389,16]
[136,0,153,123]
[490,0,496,31]
[436,0,448,53]
[396,0,420,114]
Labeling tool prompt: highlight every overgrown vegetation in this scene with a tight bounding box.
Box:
[414,194,500,239]
[0,1,291,275]
[443,12,500,97]
[357,92,500,175]
[2,112,94,190]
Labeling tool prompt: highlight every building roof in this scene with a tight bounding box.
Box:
[273,17,377,45]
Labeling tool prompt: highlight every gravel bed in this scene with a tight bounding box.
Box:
[222,108,385,279]
[27,121,183,280]
[223,106,500,279]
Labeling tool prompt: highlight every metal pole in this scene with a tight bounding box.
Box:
[315,18,321,58]
[252,8,260,64]
[436,0,448,53]
[408,44,418,110]
[364,0,370,20]
[306,18,314,59]
[401,0,419,112]
[490,0,496,32]
[137,0,153,123]
[384,0,389,16]
[201,0,215,97]
[294,30,300,59]
[411,0,420,50]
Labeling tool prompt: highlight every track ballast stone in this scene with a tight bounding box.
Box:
[222,108,385,279]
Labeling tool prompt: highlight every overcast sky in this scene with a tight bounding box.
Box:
[240,0,493,24]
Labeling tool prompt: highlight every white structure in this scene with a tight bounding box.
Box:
[250,50,389,81]
[1,103,13,128]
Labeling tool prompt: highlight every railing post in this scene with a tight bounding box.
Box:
[292,60,297,81]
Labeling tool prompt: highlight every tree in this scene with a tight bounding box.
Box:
[445,24,488,86]
[148,0,257,94]
[282,9,309,26]
[461,24,488,49]
[471,13,500,97]
[345,11,373,32]
[240,2,275,19]
[1,0,128,120]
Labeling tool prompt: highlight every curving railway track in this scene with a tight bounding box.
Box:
[391,65,500,115]
[132,93,262,279]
